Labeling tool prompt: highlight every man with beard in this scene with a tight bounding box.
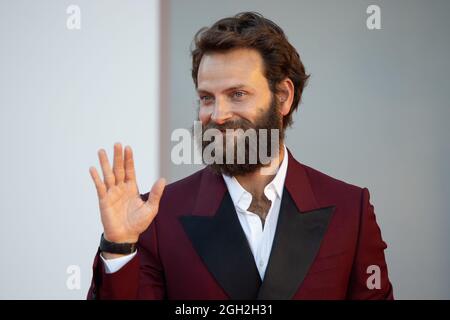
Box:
[87,12,393,300]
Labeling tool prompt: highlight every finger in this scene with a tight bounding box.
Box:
[145,178,166,212]
[113,142,125,185]
[98,149,115,189]
[124,145,137,183]
[89,166,107,199]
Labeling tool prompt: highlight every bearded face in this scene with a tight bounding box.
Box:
[198,95,284,176]
[194,48,291,176]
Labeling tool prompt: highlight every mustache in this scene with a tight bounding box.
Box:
[202,118,255,132]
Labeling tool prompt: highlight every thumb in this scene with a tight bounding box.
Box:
[146,178,166,211]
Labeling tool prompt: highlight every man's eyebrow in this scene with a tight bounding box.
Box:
[196,84,250,94]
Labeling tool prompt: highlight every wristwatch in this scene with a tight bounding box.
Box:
[99,233,137,254]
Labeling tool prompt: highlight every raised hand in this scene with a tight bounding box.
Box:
[89,143,165,250]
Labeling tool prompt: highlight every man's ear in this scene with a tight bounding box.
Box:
[276,78,295,117]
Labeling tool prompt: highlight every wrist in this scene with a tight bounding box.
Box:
[103,232,138,244]
[99,233,137,255]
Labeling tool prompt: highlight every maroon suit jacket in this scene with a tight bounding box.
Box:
[87,149,393,300]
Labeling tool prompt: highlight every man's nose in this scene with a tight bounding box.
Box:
[210,99,232,125]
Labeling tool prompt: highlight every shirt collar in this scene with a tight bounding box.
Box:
[222,144,289,212]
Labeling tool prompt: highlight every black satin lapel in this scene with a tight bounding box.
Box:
[180,192,261,300]
[258,189,335,300]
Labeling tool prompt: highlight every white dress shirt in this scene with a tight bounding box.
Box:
[102,145,289,280]
[221,144,288,280]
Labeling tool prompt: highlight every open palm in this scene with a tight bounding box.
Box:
[89,143,165,244]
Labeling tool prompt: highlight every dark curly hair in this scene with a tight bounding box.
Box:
[191,12,310,129]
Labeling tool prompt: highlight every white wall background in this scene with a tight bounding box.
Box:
[0,0,160,299]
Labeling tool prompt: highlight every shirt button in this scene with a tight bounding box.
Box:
[259,260,264,267]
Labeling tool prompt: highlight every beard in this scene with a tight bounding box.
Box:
[197,96,284,177]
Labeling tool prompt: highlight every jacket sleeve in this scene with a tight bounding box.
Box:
[86,220,166,300]
[346,187,394,299]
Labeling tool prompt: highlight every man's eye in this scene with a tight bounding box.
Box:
[200,95,213,102]
[232,91,246,99]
